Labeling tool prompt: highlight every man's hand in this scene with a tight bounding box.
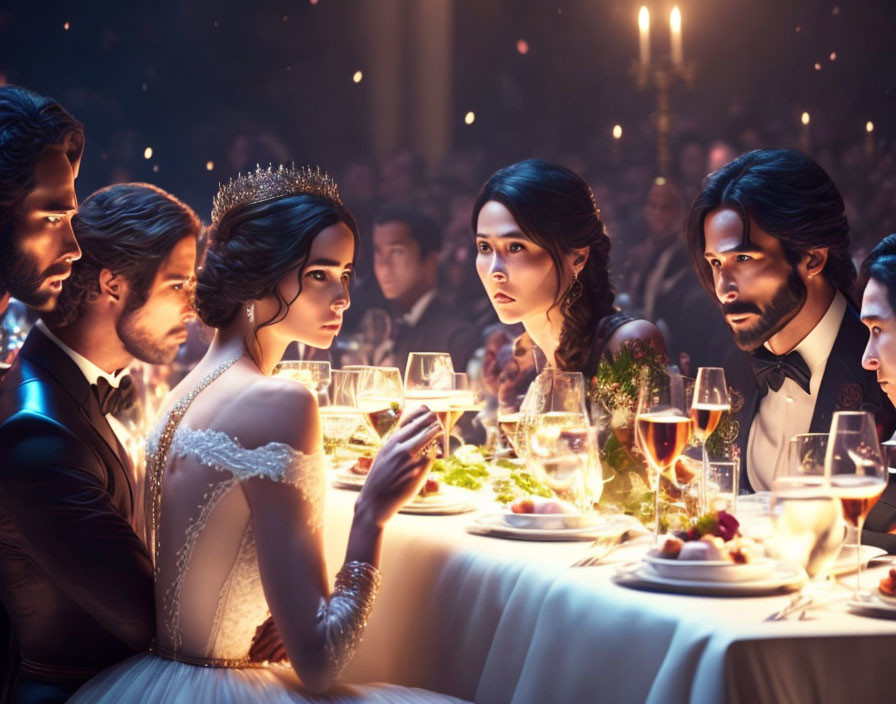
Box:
[249,615,288,663]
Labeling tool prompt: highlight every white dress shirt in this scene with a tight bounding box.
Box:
[747,292,847,490]
[35,320,135,460]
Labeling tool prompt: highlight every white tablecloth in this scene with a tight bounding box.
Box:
[322,486,896,703]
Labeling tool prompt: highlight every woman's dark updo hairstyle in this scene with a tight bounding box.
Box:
[471,158,615,373]
[195,193,359,331]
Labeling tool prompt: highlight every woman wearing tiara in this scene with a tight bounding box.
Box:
[472,159,666,380]
[70,166,467,703]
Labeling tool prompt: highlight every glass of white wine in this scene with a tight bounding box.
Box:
[318,369,364,455]
[825,411,887,599]
[635,368,692,540]
[353,366,404,441]
[274,360,331,405]
[690,367,730,514]
[404,352,455,455]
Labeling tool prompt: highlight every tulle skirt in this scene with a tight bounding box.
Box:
[68,653,468,703]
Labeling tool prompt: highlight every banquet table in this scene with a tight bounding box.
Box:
[321,484,896,704]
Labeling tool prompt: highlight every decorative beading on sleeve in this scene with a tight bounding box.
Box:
[171,427,326,529]
[316,561,382,678]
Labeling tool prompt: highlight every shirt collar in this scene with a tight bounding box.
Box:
[36,320,126,389]
[763,291,846,372]
[402,290,437,327]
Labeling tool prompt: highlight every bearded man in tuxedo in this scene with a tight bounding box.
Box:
[0,183,200,702]
[686,149,896,498]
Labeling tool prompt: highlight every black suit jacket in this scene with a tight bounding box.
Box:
[0,327,154,696]
[731,303,896,550]
[391,297,481,375]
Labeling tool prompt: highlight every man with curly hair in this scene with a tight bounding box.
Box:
[0,182,199,702]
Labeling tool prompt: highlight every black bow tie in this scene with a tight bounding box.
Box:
[750,347,811,397]
[93,375,136,416]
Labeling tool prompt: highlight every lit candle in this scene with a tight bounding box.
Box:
[800,112,811,153]
[670,7,683,67]
[866,121,875,160]
[639,7,650,66]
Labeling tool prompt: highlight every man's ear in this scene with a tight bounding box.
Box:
[98,268,123,303]
[804,247,829,278]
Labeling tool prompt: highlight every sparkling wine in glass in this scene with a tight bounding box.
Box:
[404,352,455,455]
[318,369,364,452]
[690,367,730,513]
[636,368,692,539]
[352,366,404,440]
[770,475,844,587]
[825,411,887,598]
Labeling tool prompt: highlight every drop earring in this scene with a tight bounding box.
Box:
[564,274,583,311]
[247,302,255,324]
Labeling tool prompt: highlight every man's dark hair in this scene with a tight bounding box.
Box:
[0,85,85,286]
[375,206,442,258]
[48,183,201,326]
[861,233,896,314]
[686,148,856,301]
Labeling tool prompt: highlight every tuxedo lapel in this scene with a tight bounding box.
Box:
[18,328,136,508]
[734,380,759,493]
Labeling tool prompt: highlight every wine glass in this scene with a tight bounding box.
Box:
[690,367,730,514]
[353,366,404,440]
[635,368,692,540]
[770,474,844,598]
[787,433,829,480]
[318,369,363,454]
[824,411,887,598]
[404,352,455,455]
[447,372,485,438]
[527,423,599,510]
[274,360,331,405]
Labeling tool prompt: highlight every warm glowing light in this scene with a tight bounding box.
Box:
[830,52,837,61]
[670,7,681,33]
[63,21,70,31]
[654,177,667,186]
[801,112,810,126]
[866,121,874,133]
[144,147,153,159]
[206,161,214,171]
[464,111,476,125]
[310,0,319,4]
[352,70,363,83]
[152,165,159,173]
[516,39,529,55]
[669,7,683,66]
[612,125,622,139]
[814,62,822,71]
[639,7,650,32]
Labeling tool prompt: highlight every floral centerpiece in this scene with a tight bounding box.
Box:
[587,339,740,528]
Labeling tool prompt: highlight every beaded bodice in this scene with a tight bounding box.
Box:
[145,361,325,662]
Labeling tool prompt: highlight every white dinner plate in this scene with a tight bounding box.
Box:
[399,485,478,515]
[467,513,638,542]
[829,545,888,577]
[502,510,593,530]
[614,561,805,596]
[331,465,370,490]
[643,553,776,582]
[847,592,896,619]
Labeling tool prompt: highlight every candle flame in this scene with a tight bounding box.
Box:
[352,70,363,83]
[670,7,681,32]
[464,111,476,125]
[206,161,214,171]
[801,112,810,126]
[144,147,153,159]
[612,125,622,139]
[866,121,874,133]
[639,7,650,32]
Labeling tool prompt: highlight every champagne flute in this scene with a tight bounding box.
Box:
[318,369,364,454]
[353,366,404,440]
[825,411,887,598]
[404,352,455,455]
[690,367,730,514]
[636,368,692,540]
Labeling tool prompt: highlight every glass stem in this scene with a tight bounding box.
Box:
[700,441,709,515]
[654,471,662,540]
[855,517,865,598]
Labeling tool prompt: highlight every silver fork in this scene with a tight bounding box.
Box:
[571,530,649,567]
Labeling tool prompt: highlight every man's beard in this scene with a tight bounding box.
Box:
[0,247,68,311]
[116,296,181,366]
[722,268,807,352]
